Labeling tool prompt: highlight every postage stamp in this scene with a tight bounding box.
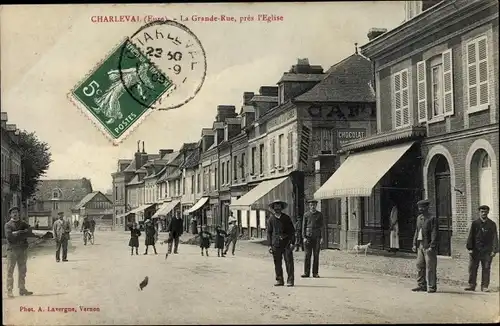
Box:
[69,19,207,145]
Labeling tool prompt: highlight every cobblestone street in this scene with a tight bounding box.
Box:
[3,232,499,325]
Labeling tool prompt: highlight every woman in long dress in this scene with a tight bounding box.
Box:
[389,204,399,252]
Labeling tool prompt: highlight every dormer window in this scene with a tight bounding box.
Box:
[52,189,62,200]
[278,84,285,104]
[241,115,246,128]
[224,125,229,141]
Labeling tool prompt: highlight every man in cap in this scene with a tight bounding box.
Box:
[465,205,498,292]
[266,200,295,287]
[4,206,37,297]
[412,199,439,293]
[53,211,71,262]
[302,199,324,278]
[167,211,183,254]
[224,212,239,256]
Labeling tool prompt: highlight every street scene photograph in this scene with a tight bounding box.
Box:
[1,1,499,325]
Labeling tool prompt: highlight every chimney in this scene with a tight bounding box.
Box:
[259,86,278,97]
[216,105,237,122]
[367,28,387,41]
[135,151,142,170]
[243,92,255,105]
[142,141,146,153]
[159,149,174,157]
[136,140,140,152]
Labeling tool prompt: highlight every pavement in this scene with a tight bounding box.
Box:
[2,231,499,325]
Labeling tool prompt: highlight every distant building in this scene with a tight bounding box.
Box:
[27,178,93,229]
[1,112,23,226]
[72,191,113,229]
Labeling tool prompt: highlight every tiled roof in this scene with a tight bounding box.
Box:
[162,151,180,164]
[34,178,93,202]
[294,54,375,103]
[166,169,182,180]
[126,175,143,186]
[182,150,200,169]
[250,95,278,103]
[278,73,325,83]
[123,161,137,172]
[73,191,112,210]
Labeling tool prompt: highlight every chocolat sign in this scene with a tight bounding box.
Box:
[336,128,366,147]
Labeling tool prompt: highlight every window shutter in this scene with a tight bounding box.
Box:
[442,49,454,115]
[394,73,402,128]
[416,61,428,122]
[401,69,410,126]
[467,41,478,108]
[477,37,489,106]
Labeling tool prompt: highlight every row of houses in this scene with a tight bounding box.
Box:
[1,112,23,226]
[112,0,499,258]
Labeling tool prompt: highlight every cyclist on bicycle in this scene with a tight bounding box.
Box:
[81,217,92,244]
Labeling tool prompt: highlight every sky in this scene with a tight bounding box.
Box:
[0,2,404,192]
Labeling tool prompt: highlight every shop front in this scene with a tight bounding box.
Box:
[152,200,180,231]
[184,197,209,233]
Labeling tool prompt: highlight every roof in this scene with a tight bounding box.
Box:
[126,175,143,186]
[250,95,278,103]
[33,178,93,202]
[162,151,180,164]
[73,191,113,210]
[166,169,182,180]
[278,73,325,83]
[182,150,200,169]
[294,54,375,103]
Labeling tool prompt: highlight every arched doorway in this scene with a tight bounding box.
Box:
[434,155,452,256]
[478,152,494,219]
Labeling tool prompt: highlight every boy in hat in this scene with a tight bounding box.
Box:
[465,205,498,292]
[266,200,295,287]
[224,212,239,256]
[53,211,71,262]
[302,199,324,278]
[4,206,37,297]
[412,199,439,293]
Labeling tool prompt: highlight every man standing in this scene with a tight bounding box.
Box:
[266,200,295,287]
[167,212,183,254]
[465,205,498,292]
[302,199,324,278]
[412,199,439,293]
[224,213,239,256]
[53,212,71,262]
[4,207,37,298]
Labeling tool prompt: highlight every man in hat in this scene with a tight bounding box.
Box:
[224,212,239,256]
[412,199,439,293]
[4,206,37,297]
[465,205,498,292]
[266,200,295,287]
[302,199,324,278]
[53,212,71,262]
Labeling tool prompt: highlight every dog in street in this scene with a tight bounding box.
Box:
[352,242,371,256]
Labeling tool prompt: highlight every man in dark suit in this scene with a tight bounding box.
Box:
[465,205,498,292]
[302,199,324,278]
[266,200,295,287]
[412,199,439,293]
[167,212,183,254]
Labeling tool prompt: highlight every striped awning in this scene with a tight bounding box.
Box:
[184,197,209,215]
[314,141,415,199]
[229,176,293,211]
[152,200,180,219]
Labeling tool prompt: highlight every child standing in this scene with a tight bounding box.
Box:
[199,225,212,256]
[214,225,228,257]
[128,223,141,255]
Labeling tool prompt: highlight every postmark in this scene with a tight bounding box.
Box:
[69,39,173,145]
[119,19,207,111]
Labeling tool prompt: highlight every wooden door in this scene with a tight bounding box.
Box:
[435,174,452,256]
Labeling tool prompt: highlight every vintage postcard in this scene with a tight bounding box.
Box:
[1,1,499,325]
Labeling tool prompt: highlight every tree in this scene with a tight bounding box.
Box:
[18,130,52,201]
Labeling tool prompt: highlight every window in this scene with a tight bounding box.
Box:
[251,147,256,175]
[287,130,293,166]
[52,189,61,199]
[177,180,181,196]
[226,160,230,184]
[431,61,443,118]
[214,167,218,190]
[53,201,59,211]
[191,175,195,194]
[233,156,238,181]
[115,186,118,201]
[467,35,489,112]
[224,126,229,141]
[197,173,201,193]
[241,153,246,178]
[259,144,265,174]
[405,1,422,21]
[221,162,225,185]
[278,84,285,104]
[278,134,284,167]
[392,69,410,129]
[270,138,276,168]
[182,177,186,195]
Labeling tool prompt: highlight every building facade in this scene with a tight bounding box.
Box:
[1,112,23,226]
[71,191,113,229]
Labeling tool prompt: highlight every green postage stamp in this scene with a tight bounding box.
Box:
[69,40,173,144]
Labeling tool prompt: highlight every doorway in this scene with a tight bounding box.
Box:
[434,155,452,256]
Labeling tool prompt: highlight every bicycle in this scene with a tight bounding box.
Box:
[83,229,94,245]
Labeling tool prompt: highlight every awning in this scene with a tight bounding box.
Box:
[184,197,209,215]
[129,204,155,214]
[152,200,180,219]
[314,142,415,199]
[229,176,292,211]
